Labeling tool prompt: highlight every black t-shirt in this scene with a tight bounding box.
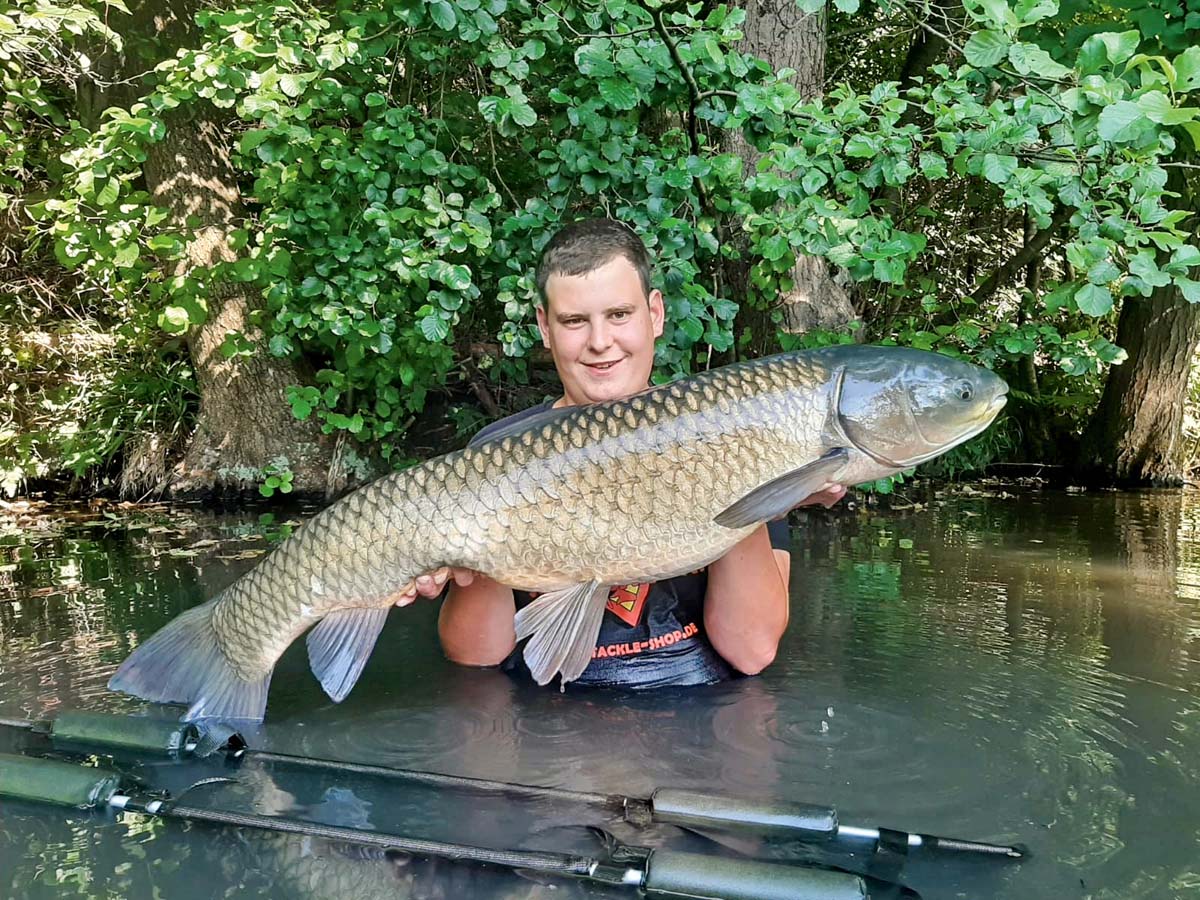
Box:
[469,401,791,689]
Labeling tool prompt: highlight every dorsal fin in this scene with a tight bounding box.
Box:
[469,404,577,448]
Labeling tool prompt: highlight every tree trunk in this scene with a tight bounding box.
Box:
[86,1,336,499]
[1077,286,1200,485]
[1078,168,1199,486]
[725,1,854,350]
[142,112,334,498]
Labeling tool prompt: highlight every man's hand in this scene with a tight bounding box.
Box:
[394,567,476,607]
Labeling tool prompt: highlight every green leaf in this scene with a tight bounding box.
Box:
[1128,53,1178,86]
[1007,43,1071,79]
[575,44,615,78]
[678,317,704,343]
[1182,121,1200,152]
[1043,283,1074,312]
[1087,258,1120,284]
[522,38,546,60]
[279,74,305,98]
[1098,31,1140,66]
[1014,0,1057,25]
[440,264,473,290]
[161,305,192,332]
[429,0,457,30]
[965,0,1015,29]
[919,152,948,179]
[1076,37,1107,75]
[982,153,1018,185]
[238,129,270,154]
[478,95,503,122]
[95,179,119,206]
[1169,246,1200,271]
[1130,251,1170,287]
[510,101,537,127]
[1179,278,1200,303]
[1075,283,1113,316]
[833,0,859,12]
[1135,90,1196,124]
[1097,101,1146,141]
[113,243,139,268]
[147,234,178,253]
[760,233,789,261]
[598,78,638,110]
[700,35,725,67]
[419,314,450,342]
[964,30,1010,68]
[1174,47,1200,92]
[844,135,877,158]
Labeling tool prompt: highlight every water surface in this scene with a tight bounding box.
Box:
[1,487,1198,899]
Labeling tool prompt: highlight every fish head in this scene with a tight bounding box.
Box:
[830,346,1008,468]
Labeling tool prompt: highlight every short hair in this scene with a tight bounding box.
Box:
[535,218,651,307]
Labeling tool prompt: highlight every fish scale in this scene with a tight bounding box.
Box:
[109,345,1007,720]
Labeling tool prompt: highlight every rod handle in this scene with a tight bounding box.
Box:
[643,850,867,900]
[650,788,838,836]
[0,752,122,808]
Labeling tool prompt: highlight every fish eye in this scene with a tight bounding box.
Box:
[958,381,973,402]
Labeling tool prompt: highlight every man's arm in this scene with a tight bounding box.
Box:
[438,575,517,666]
[704,485,846,675]
[704,525,789,675]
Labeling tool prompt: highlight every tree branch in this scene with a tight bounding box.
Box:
[969,205,1071,304]
[649,6,711,210]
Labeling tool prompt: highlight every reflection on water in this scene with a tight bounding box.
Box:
[3,488,1200,898]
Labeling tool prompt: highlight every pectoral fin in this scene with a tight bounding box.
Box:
[714,448,850,529]
[306,607,390,702]
[514,580,609,686]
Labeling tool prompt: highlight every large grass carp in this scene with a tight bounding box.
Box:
[110,345,1007,722]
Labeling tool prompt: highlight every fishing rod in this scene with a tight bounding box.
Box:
[0,751,902,900]
[0,711,1025,861]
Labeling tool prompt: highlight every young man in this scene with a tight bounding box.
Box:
[399,218,844,687]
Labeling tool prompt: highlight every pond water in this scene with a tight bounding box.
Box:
[1,485,1198,899]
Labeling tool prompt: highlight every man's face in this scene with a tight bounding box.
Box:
[537,255,665,407]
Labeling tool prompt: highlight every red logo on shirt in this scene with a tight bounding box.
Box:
[607,583,649,627]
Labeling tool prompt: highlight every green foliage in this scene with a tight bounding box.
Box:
[5,0,1200,483]
[857,469,915,494]
[257,456,294,497]
[920,415,1023,478]
[0,325,196,496]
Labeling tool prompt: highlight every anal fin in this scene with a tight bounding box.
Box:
[714,447,849,529]
[306,607,390,702]
[514,580,609,686]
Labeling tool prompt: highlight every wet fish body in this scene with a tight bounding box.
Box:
[110,345,1007,721]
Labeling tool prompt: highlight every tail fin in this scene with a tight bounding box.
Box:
[514,580,609,686]
[108,598,272,723]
